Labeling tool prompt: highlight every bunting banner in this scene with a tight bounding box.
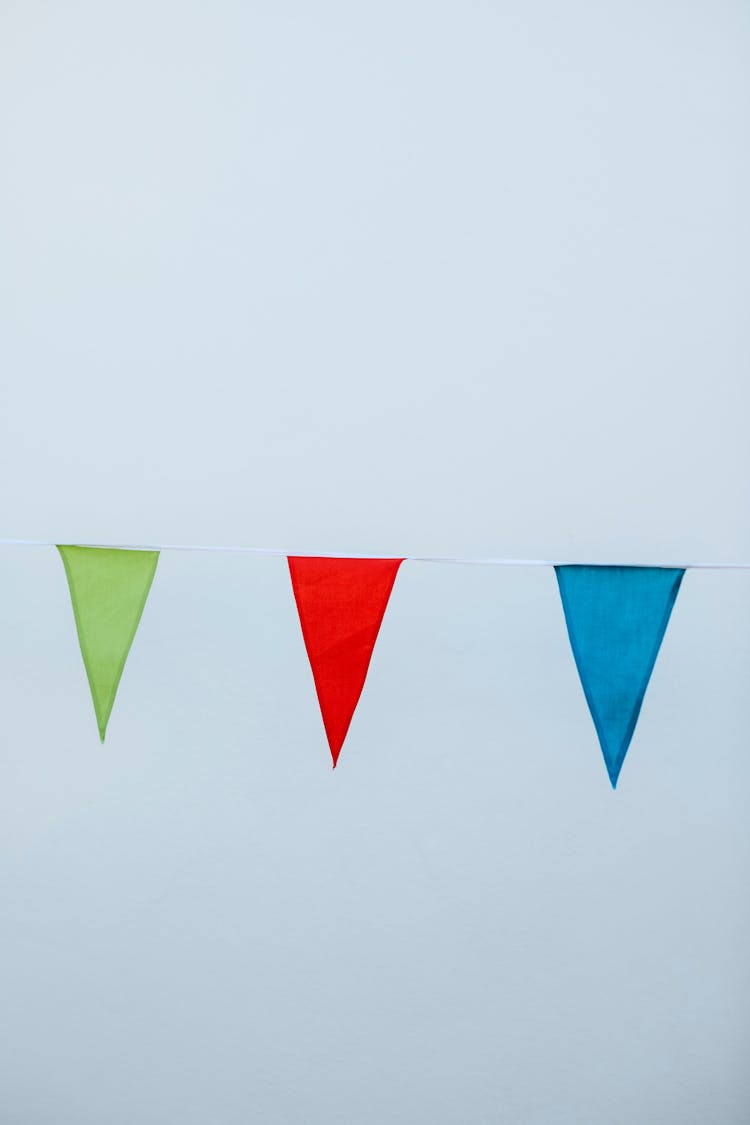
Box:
[555,565,684,786]
[288,556,403,766]
[58,545,159,741]
[0,537,744,788]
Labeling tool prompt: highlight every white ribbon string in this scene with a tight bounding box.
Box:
[1,538,749,569]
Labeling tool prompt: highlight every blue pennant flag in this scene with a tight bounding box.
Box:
[555,565,684,788]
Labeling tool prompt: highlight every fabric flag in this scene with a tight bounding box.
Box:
[555,565,684,787]
[58,545,159,741]
[288,556,403,766]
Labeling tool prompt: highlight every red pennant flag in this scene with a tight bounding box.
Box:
[288,556,404,766]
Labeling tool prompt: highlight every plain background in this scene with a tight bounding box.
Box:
[1,2,749,1122]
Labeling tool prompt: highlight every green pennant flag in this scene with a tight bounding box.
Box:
[58,545,159,741]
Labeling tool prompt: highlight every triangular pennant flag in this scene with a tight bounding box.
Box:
[555,565,684,787]
[288,556,403,766]
[58,545,159,741]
